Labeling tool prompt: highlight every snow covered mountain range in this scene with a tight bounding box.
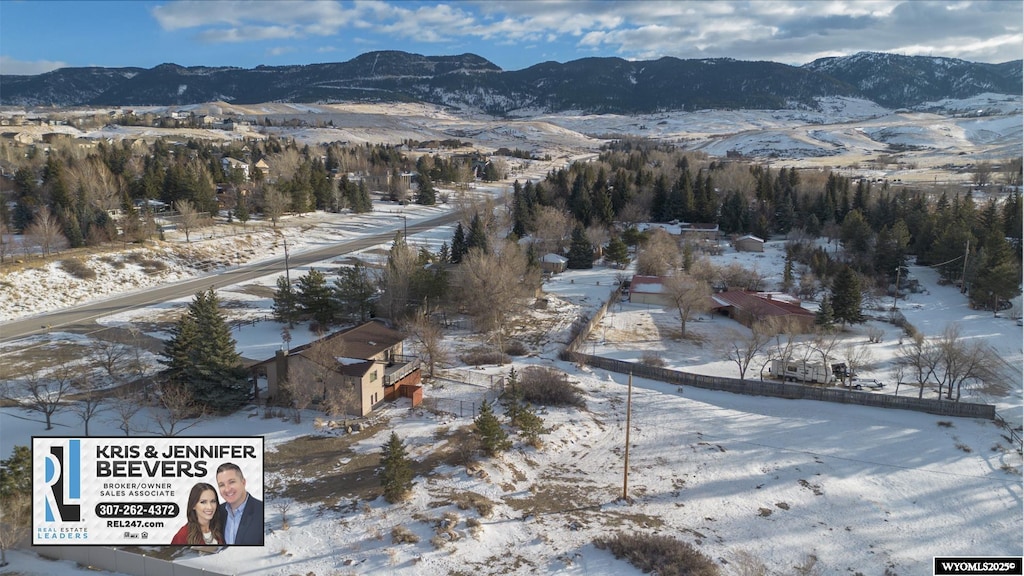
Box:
[2,50,1020,115]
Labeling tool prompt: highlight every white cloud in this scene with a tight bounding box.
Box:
[0,56,68,75]
[267,46,297,57]
[145,0,1022,65]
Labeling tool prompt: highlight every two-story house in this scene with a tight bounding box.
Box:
[256,320,422,417]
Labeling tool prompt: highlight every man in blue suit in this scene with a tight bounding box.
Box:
[216,462,264,545]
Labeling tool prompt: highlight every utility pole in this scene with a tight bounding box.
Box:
[282,234,290,284]
[622,372,633,502]
[960,239,969,295]
[891,265,901,316]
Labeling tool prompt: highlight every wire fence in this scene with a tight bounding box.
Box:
[559,284,998,422]
[419,370,505,418]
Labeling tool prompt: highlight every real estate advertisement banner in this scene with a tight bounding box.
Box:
[32,436,264,546]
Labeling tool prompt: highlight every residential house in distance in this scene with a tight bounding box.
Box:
[711,290,815,332]
[540,253,568,274]
[627,275,672,307]
[254,320,422,417]
[254,158,270,179]
[734,234,765,252]
[679,222,720,242]
[221,157,250,181]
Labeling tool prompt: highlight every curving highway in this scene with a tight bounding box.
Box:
[0,211,461,344]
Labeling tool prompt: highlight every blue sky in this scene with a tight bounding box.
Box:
[1,0,1021,75]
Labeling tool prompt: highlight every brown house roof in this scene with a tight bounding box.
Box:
[711,290,813,319]
[253,320,406,377]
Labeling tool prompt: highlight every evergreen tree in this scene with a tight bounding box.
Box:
[474,401,511,457]
[161,289,248,412]
[437,242,451,265]
[511,180,528,238]
[971,235,1021,313]
[719,190,747,234]
[501,367,523,424]
[830,266,864,327]
[0,445,31,499]
[296,269,337,327]
[451,222,468,263]
[333,262,376,322]
[0,444,31,566]
[378,432,414,503]
[567,224,594,269]
[234,199,250,228]
[467,212,488,253]
[651,173,671,222]
[415,171,436,205]
[591,169,614,225]
[272,276,300,327]
[815,294,835,328]
[604,235,630,268]
[514,403,546,447]
[782,253,794,291]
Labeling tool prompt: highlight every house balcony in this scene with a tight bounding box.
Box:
[384,355,421,387]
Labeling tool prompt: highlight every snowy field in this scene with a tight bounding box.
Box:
[1,96,1022,575]
[2,210,1022,576]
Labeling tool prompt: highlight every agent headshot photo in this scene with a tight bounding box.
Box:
[216,462,264,545]
[171,482,225,546]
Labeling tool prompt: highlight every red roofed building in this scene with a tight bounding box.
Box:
[711,290,815,332]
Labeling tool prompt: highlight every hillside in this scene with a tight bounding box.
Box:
[2,50,1020,114]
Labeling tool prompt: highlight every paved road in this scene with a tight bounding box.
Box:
[0,211,461,343]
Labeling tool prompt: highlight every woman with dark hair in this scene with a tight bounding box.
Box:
[171,482,225,545]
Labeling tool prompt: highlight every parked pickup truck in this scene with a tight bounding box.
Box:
[848,378,885,390]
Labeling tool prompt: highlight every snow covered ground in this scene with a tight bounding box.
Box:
[2,207,1021,576]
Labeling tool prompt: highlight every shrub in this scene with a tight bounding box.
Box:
[639,351,667,368]
[60,258,96,280]
[594,532,720,576]
[518,366,585,407]
[460,348,508,366]
[503,340,529,356]
[391,525,420,544]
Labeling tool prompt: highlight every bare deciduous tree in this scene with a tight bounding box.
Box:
[151,382,205,436]
[0,490,30,567]
[404,313,449,377]
[896,333,942,399]
[262,186,289,227]
[174,199,200,243]
[280,377,318,424]
[107,387,144,437]
[531,206,572,255]
[721,322,774,381]
[69,368,107,436]
[890,362,907,396]
[636,228,681,277]
[717,262,767,291]
[25,206,66,257]
[455,242,534,351]
[803,329,842,385]
[662,273,710,338]
[0,218,9,264]
[2,359,77,430]
[91,338,132,379]
[936,325,1004,401]
[760,316,803,379]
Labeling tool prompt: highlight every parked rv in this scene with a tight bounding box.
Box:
[768,358,836,384]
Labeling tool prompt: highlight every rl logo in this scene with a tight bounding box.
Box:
[43,439,82,522]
